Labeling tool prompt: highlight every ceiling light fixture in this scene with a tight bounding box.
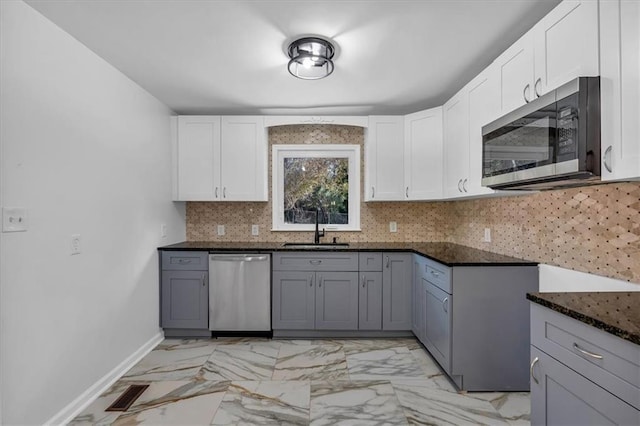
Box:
[287,37,335,80]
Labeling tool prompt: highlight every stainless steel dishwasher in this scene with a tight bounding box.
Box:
[208,253,271,331]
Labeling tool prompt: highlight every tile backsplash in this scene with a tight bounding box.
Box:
[186,125,640,284]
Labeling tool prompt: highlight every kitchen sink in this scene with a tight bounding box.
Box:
[282,242,350,249]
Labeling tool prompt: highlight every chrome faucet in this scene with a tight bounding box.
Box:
[314,207,325,244]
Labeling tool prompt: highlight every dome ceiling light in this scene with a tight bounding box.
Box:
[287,37,335,80]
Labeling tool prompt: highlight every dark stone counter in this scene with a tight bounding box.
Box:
[158,241,537,267]
[527,292,640,345]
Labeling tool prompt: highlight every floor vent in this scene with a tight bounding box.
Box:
[105,384,149,412]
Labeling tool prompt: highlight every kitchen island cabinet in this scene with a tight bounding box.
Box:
[528,294,640,425]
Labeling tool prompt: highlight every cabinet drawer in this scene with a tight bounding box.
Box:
[424,259,451,293]
[531,303,640,410]
[161,251,208,271]
[359,252,383,271]
[273,252,358,271]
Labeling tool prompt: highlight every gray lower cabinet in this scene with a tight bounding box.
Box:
[382,253,412,330]
[271,270,362,330]
[413,254,538,391]
[358,271,383,330]
[272,271,315,330]
[530,303,640,425]
[315,272,359,329]
[160,251,209,332]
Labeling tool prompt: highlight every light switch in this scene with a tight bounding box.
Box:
[251,224,259,236]
[2,207,28,232]
[71,234,81,255]
[484,228,492,242]
[389,221,398,233]
[217,225,225,236]
[160,224,167,238]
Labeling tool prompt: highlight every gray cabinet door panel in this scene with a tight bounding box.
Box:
[359,252,383,271]
[161,270,208,329]
[315,272,359,330]
[272,271,315,329]
[382,253,413,330]
[359,272,383,330]
[424,281,452,373]
[273,252,358,271]
[161,251,208,271]
[412,256,428,342]
[530,346,640,426]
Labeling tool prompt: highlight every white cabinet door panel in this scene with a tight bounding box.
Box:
[496,33,535,113]
[443,92,469,198]
[176,116,220,201]
[366,116,405,201]
[404,107,443,200]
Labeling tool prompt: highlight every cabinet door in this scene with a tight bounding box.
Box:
[466,68,498,196]
[272,271,315,330]
[530,347,640,426]
[161,270,208,329]
[359,272,383,330]
[315,272,359,330]
[600,0,640,181]
[424,281,451,372]
[176,116,221,201]
[533,0,599,97]
[443,91,469,198]
[366,116,405,201]
[382,253,412,330]
[404,107,443,200]
[220,116,267,201]
[495,33,535,113]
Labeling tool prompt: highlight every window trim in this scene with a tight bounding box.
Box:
[272,144,361,231]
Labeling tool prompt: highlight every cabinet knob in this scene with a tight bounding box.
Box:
[530,356,540,384]
[523,84,531,103]
[604,146,613,173]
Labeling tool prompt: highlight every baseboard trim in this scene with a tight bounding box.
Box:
[44,330,164,426]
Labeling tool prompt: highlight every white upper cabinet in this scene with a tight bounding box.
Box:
[443,90,469,198]
[175,116,221,201]
[600,0,640,181]
[365,116,405,201]
[404,107,443,200]
[495,0,599,113]
[467,68,500,196]
[173,116,267,201]
[220,116,268,201]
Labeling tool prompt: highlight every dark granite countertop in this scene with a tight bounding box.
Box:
[158,241,537,267]
[527,292,640,345]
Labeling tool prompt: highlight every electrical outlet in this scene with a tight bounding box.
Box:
[251,224,259,236]
[160,224,167,238]
[71,234,81,255]
[2,207,28,232]
[389,221,398,233]
[217,225,225,236]
[484,228,491,242]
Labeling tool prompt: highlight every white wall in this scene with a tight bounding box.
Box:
[0,1,186,424]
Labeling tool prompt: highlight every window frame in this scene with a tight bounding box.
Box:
[272,144,361,231]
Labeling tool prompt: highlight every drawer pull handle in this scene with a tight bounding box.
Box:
[431,270,439,277]
[177,259,192,264]
[530,356,539,384]
[309,260,322,265]
[442,297,448,313]
[573,343,603,360]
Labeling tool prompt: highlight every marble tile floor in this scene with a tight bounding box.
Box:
[70,337,530,425]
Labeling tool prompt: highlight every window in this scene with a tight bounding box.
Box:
[272,144,360,231]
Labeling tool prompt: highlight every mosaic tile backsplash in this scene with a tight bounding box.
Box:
[186,125,640,285]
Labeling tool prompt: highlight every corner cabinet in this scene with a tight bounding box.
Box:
[530,303,640,425]
[366,110,443,201]
[600,0,640,182]
[160,251,210,337]
[494,0,599,113]
[172,115,268,201]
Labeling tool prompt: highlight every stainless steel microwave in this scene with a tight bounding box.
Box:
[481,77,600,190]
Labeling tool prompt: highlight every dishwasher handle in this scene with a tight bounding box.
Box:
[209,255,269,262]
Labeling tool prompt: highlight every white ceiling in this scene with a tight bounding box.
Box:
[25,0,562,115]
